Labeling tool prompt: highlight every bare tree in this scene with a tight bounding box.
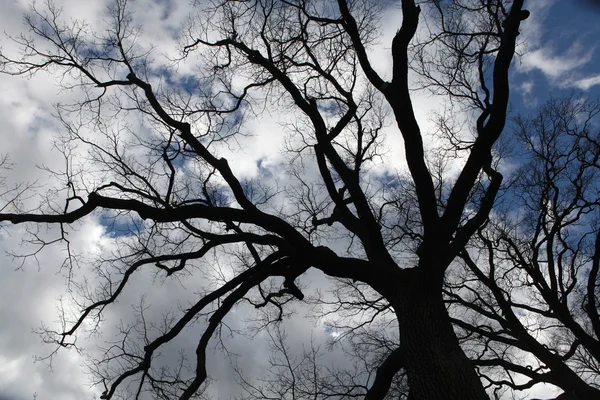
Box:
[445,96,600,399]
[0,0,530,399]
[235,322,408,400]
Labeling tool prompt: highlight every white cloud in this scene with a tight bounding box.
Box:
[518,0,557,48]
[0,1,583,400]
[572,74,600,90]
[520,81,535,95]
[0,225,103,400]
[519,44,600,90]
[517,1,600,91]
[520,47,593,79]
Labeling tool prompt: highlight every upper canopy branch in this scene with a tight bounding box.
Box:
[390,0,440,239]
[440,0,527,244]
[336,0,386,91]
[184,31,393,263]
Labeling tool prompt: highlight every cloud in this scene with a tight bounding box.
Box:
[0,1,579,400]
[519,45,600,90]
[518,0,557,47]
[0,225,103,400]
[516,1,600,92]
[519,81,535,95]
[572,74,600,90]
[520,47,593,79]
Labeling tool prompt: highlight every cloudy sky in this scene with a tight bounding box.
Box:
[1,0,600,399]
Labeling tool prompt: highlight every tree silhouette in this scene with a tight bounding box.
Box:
[445,96,600,399]
[0,0,533,399]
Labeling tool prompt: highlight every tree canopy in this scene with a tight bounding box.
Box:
[0,1,599,399]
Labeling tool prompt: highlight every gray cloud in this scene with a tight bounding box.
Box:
[3,1,595,399]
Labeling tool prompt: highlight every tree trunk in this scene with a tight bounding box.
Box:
[393,273,488,400]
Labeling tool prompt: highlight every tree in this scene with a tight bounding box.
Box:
[0,0,529,399]
[445,96,600,399]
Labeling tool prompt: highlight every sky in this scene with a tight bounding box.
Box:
[1,0,600,399]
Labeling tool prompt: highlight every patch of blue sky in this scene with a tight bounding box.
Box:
[317,99,342,115]
[324,325,340,338]
[510,2,600,112]
[255,157,273,179]
[163,142,187,169]
[149,67,249,145]
[78,37,118,59]
[229,108,244,126]
[373,169,400,190]
[203,184,231,207]
[153,66,202,94]
[168,153,187,170]
[97,210,143,238]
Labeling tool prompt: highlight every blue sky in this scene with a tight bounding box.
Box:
[511,1,600,108]
[0,1,600,399]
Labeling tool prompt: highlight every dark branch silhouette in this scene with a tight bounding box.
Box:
[0,1,552,399]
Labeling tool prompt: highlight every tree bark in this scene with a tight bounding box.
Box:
[393,271,488,400]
